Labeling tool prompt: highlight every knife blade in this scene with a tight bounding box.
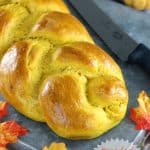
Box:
[68,0,150,73]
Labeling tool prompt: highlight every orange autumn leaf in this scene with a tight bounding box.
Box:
[130,91,150,130]
[0,101,8,119]
[42,142,67,150]
[0,120,28,148]
[0,147,7,150]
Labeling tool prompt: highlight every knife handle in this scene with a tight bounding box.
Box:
[115,0,124,3]
[128,44,150,73]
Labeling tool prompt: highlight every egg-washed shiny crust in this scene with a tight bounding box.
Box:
[0,0,128,139]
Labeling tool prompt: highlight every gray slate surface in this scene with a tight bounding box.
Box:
[1,0,150,149]
[94,0,150,48]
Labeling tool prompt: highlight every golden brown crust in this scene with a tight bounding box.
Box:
[0,0,10,5]
[0,4,30,59]
[88,76,128,107]
[0,10,11,33]
[11,0,70,13]
[40,73,127,139]
[0,0,128,139]
[0,0,69,12]
[30,12,94,44]
[40,42,127,139]
[52,42,122,79]
[0,39,53,121]
[0,41,30,116]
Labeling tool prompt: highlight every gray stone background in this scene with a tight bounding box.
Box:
[95,0,150,48]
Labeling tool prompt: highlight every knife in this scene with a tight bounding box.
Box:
[68,0,150,73]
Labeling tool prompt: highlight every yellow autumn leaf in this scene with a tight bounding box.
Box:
[42,142,67,150]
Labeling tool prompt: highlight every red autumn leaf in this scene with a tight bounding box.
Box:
[130,91,150,130]
[0,120,28,148]
[0,101,8,119]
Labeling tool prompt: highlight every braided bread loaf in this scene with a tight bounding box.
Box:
[0,0,128,139]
